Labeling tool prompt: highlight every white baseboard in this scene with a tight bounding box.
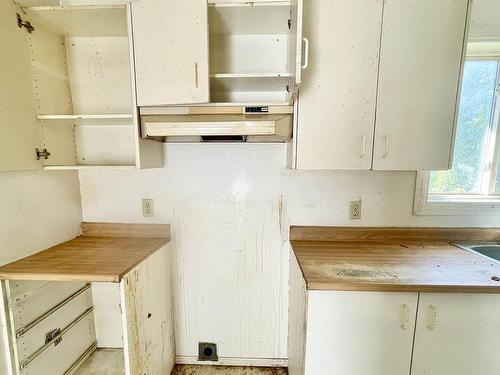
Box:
[175,356,288,367]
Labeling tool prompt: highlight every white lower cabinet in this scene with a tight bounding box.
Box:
[304,291,418,375]
[0,245,174,375]
[289,254,500,375]
[411,293,500,375]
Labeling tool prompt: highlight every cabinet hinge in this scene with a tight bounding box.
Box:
[288,18,291,30]
[17,13,34,33]
[35,148,51,160]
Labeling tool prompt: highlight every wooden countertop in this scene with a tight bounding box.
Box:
[0,223,170,283]
[291,226,500,293]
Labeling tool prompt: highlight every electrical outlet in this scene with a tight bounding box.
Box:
[142,199,154,217]
[349,200,362,219]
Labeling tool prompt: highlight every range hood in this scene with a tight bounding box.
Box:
[139,105,293,143]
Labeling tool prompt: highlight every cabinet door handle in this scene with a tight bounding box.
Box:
[426,305,437,331]
[360,134,367,158]
[400,304,410,330]
[194,62,199,88]
[382,135,389,158]
[302,37,309,70]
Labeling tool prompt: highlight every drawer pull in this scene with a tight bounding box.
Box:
[194,62,199,88]
[400,304,410,330]
[360,134,367,158]
[302,37,310,70]
[382,135,389,158]
[427,304,437,331]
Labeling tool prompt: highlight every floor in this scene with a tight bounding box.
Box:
[72,349,288,375]
[73,349,124,375]
[172,365,288,375]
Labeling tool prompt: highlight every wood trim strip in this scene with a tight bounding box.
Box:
[305,281,500,293]
[290,226,500,242]
[81,222,170,239]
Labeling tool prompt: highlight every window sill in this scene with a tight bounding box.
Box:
[414,172,500,216]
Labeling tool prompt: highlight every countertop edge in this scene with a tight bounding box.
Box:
[306,281,500,294]
[116,238,169,282]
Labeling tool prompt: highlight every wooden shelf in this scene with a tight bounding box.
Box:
[210,72,293,78]
[208,1,292,7]
[43,165,136,171]
[37,114,133,120]
[200,101,292,107]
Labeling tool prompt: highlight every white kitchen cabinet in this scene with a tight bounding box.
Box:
[290,283,500,375]
[304,291,418,375]
[295,0,469,171]
[373,0,469,170]
[295,0,383,170]
[289,250,419,375]
[131,0,210,106]
[411,293,500,375]
[132,0,304,106]
[0,1,163,172]
[0,223,174,375]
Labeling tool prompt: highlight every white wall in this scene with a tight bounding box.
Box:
[79,144,500,363]
[0,170,82,265]
[0,170,82,374]
[80,144,289,362]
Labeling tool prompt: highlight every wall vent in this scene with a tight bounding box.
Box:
[198,342,218,362]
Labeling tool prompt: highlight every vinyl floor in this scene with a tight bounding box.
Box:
[171,365,288,375]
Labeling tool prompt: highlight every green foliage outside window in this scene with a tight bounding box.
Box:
[430,60,498,194]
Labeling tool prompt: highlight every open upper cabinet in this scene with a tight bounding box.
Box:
[132,0,305,107]
[0,1,163,172]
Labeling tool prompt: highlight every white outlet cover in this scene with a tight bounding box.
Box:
[349,200,362,219]
[142,199,154,217]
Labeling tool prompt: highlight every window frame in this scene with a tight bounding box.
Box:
[414,48,500,216]
[414,171,500,216]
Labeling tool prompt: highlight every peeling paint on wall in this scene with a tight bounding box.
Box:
[79,144,500,362]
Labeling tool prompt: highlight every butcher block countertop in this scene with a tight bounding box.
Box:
[291,226,500,293]
[0,223,170,283]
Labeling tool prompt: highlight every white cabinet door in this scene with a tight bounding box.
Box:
[373,0,468,170]
[304,291,418,375]
[290,0,304,88]
[295,0,382,170]
[131,0,209,106]
[412,293,500,375]
[0,1,42,171]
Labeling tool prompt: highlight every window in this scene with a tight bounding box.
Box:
[414,57,500,215]
[430,59,500,199]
